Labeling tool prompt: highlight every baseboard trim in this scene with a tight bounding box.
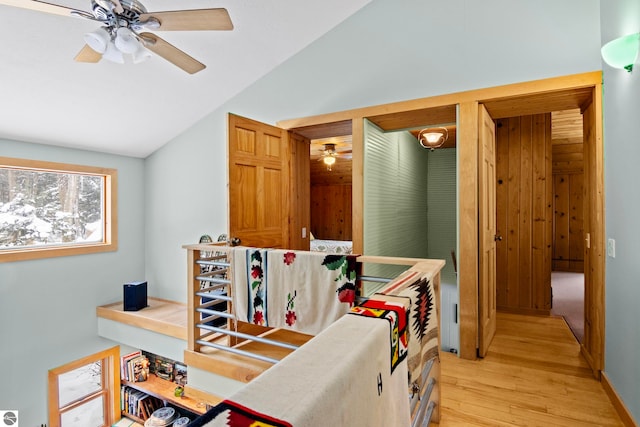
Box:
[602,372,638,427]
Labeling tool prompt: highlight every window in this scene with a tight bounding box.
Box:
[48,346,120,427]
[0,157,117,262]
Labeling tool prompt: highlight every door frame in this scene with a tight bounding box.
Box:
[277,71,605,374]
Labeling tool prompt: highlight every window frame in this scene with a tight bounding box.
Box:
[48,346,120,427]
[0,156,117,262]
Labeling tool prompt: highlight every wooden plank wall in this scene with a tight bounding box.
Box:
[289,132,311,250]
[551,109,584,272]
[495,114,553,314]
[310,157,352,240]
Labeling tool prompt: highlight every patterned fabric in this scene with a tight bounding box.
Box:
[378,270,438,385]
[231,247,358,335]
[310,239,353,254]
[350,299,409,373]
[189,400,292,427]
[231,247,270,328]
[190,313,411,427]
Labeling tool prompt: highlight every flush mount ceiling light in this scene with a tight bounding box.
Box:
[418,127,449,151]
[601,33,640,72]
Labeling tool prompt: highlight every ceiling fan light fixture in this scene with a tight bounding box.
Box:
[115,27,140,54]
[84,27,110,54]
[132,43,152,63]
[102,41,125,64]
[323,155,336,166]
[418,127,449,151]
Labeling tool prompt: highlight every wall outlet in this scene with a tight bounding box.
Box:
[607,238,616,258]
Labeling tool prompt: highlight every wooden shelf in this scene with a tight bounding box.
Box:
[97,298,188,340]
[122,375,208,415]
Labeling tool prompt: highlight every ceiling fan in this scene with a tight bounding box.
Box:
[314,143,352,171]
[0,0,233,74]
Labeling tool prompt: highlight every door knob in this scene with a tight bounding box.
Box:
[494,235,503,241]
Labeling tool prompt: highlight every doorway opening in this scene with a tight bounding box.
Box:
[551,271,584,341]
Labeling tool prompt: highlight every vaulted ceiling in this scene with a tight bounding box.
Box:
[0,0,371,158]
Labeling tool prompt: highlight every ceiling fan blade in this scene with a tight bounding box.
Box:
[140,32,205,74]
[0,0,83,17]
[139,8,233,31]
[74,45,102,63]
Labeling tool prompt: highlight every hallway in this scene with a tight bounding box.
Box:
[438,312,622,426]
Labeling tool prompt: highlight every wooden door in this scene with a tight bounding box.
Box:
[478,104,497,357]
[581,89,605,378]
[228,114,291,248]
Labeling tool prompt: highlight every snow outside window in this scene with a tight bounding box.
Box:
[0,157,117,262]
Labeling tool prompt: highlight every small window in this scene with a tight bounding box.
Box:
[48,346,120,427]
[0,157,117,262]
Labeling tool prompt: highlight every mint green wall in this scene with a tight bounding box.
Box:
[145,0,601,302]
[601,0,640,421]
[363,122,430,281]
[0,139,145,425]
[426,148,457,285]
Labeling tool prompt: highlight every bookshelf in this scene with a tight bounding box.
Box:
[120,350,208,424]
[121,375,207,418]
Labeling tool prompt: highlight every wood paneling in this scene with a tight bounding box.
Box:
[551,109,584,272]
[310,184,352,240]
[368,105,456,131]
[289,132,310,250]
[553,173,584,272]
[310,156,352,185]
[483,87,594,119]
[310,145,352,241]
[495,114,552,313]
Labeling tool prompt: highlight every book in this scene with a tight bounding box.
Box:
[131,356,150,382]
[120,350,142,381]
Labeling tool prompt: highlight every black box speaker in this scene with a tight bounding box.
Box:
[123,281,148,311]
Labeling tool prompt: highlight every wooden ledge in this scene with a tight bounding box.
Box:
[97,297,187,340]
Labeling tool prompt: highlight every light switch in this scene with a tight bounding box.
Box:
[302,227,307,239]
[607,238,616,258]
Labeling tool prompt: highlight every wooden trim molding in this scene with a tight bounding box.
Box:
[277,71,605,364]
[602,372,639,427]
[0,156,118,263]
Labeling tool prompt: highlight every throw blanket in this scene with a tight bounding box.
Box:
[189,310,411,427]
[377,270,438,386]
[349,299,409,374]
[231,247,358,335]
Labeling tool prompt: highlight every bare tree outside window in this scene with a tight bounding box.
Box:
[0,157,117,262]
[0,169,104,248]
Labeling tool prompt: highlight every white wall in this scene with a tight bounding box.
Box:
[145,0,602,302]
[600,0,640,421]
[0,139,145,426]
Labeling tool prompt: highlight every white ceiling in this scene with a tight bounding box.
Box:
[0,0,370,158]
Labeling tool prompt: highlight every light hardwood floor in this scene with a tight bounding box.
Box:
[437,312,623,426]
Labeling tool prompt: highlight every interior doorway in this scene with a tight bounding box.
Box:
[279,72,605,375]
[551,271,585,341]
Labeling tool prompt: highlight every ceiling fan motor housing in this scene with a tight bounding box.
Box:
[91,0,146,26]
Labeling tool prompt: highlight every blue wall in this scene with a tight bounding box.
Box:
[601,0,640,420]
[0,140,145,425]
